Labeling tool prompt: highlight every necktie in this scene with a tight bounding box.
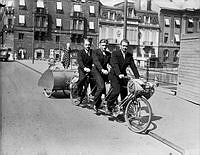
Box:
[122,52,125,59]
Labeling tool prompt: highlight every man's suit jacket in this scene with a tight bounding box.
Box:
[110,50,140,79]
[77,49,93,72]
[92,49,111,73]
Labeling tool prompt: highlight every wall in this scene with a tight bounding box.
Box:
[177,33,200,104]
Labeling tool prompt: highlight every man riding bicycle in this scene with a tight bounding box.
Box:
[106,39,140,114]
[92,39,111,114]
[76,38,95,105]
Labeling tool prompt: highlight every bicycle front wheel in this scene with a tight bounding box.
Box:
[125,96,152,133]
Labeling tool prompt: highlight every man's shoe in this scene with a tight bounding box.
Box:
[73,97,82,106]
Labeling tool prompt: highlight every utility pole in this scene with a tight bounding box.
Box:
[123,0,128,39]
[32,5,35,64]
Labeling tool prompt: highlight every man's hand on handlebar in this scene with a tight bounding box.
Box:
[101,69,109,75]
[118,74,125,79]
[84,67,91,73]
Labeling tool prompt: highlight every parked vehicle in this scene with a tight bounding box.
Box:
[0,48,9,61]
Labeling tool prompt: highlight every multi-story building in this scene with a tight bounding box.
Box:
[0,1,14,50]
[135,9,159,67]
[0,3,6,46]
[99,2,139,54]
[99,1,159,68]
[181,8,200,34]
[7,0,100,63]
[152,0,200,67]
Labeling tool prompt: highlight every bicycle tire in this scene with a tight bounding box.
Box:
[125,96,152,133]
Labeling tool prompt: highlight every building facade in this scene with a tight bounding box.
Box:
[99,2,139,55]
[99,1,159,68]
[151,0,200,68]
[0,2,14,50]
[135,9,159,67]
[6,0,100,63]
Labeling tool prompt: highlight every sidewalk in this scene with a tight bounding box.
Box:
[16,60,200,155]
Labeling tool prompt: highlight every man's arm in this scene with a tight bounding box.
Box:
[77,50,85,69]
[129,57,140,79]
[93,50,103,72]
[110,51,121,76]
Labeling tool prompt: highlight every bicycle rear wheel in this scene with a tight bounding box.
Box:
[125,96,152,133]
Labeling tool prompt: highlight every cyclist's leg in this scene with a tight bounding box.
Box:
[76,70,87,102]
[107,77,120,112]
[120,83,128,101]
[93,71,105,110]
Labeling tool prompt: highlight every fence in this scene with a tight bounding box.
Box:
[136,59,179,86]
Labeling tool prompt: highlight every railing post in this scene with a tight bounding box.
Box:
[146,59,150,82]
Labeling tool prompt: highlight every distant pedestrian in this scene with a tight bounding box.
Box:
[61,43,71,69]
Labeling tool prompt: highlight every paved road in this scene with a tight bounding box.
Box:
[0,62,181,155]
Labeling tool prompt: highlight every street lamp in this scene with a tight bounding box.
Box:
[123,0,128,39]
[32,7,35,64]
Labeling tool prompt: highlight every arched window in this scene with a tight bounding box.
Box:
[163,49,169,62]
[173,50,179,62]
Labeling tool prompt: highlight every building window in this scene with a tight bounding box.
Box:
[71,19,84,30]
[188,19,193,28]
[187,19,194,33]
[19,33,24,40]
[128,8,133,18]
[163,50,169,62]
[70,34,83,43]
[34,31,46,41]
[19,0,25,6]
[8,18,12,26]
[19,15,25,25]
[74,5,81,12]
[56,18,62,28]
[102,11,108,19]
[56,1,63,13]
[173,50,179,62]
[89,6,95,16]
[175,19,180,28]
[164,33,168,43]
[110,12,115,20]
[56,36,60,42]
[164,18,170,27]
[19,0,26,9]
[89,22,94,31]
[174,34,180,43]
[199,21,200,29]
[37,0,44,8]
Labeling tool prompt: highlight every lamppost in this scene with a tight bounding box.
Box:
[123,0,128,40]
[32,6,35,64]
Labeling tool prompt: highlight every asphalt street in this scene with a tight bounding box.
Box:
[1,61,182,155]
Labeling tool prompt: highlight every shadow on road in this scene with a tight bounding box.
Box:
[50,91,70,99]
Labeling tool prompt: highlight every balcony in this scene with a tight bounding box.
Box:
[34,8,47,15]
[70,12,84,19]
[69,29,84,35]
[5,8,14,15]
[4,25,14,32]
[187,27,194,33]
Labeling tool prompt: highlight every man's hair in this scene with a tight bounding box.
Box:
[120,39,129,45]
[99,39,108,44]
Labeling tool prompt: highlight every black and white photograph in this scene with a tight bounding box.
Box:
[0,0,200,154]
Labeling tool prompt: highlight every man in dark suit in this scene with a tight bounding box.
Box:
[76,38,95,104]
[92,39,111,113]
[107,39,140,113]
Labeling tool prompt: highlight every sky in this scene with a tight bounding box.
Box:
[100,0,199,8]
[100,0,123,6]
